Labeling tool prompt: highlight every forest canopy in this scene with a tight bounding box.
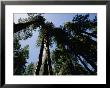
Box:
[14,13,97,75]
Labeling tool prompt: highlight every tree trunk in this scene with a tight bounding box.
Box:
[77,55,95,75]
[14,15,45,33]
[43,59,48,75]
[79,53,97,73]
[46,32,53,75]
[35,38,44,75]
[14,21,37,33]
[39,42,48,75]
[35,27,53,75]
[36,37,53,75]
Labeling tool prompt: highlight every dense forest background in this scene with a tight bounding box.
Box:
[14,13,97,75]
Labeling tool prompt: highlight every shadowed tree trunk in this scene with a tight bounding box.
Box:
[46,31,53,75]
[14,14,45,33]
[14,21,37,33]
[35,38,44,75]
[43,59,48,75]
[48,50,53,75]
[76,55,95,75]
[79,53,97,73]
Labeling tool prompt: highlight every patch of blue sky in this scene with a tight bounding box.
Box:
[19,28,40,65]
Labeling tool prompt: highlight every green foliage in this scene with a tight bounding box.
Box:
[51,14,97,75]
[36,22,54,47]
[14,13,97,75]
[51,48,89,75]
[24,62,35,75]
[14,35,29,75]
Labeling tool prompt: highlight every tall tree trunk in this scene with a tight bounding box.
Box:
[36,28,53,75]
[36,37,52,75]
[14,15,45,33]
[14,21,37,33]
[77,55,95,75]
[41,29,53,75]
[67,40,96,74]
[35,38,44,75]
[46,34,53,75]
[39,42,49,75]
[43,59,48,75]
[79,53,97,73]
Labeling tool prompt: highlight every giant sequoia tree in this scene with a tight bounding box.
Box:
[51,14,97,75]
[14,14,53,75]
[35,22,54,75]
[14,13,97,75]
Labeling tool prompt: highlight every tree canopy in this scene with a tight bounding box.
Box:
[14,34,29,75]
[14,13,97,75]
